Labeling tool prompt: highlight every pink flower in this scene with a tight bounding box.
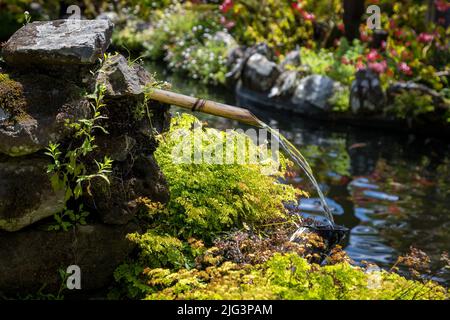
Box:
[435,0,450,12]
[367,49,380,62]
[301,11,315,21]
[368,60,387,74]
[398,62,413,76]
[220,0,234,14]
[418,32,434,43]
[390,49,398,57]
[220,16,235,29]
[292,1,315,21]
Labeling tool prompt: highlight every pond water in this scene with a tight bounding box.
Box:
[148,64,450,284]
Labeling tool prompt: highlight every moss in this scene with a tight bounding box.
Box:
[386,90,436,120]
[0,73,28,120]
[153,114,299,240]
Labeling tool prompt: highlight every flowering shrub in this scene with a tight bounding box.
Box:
[219,0,310,53]
[219,0,344,53]
[136,3,231,84]
[360,1,449,91]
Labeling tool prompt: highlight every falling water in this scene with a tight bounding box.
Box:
[258,120,335,227]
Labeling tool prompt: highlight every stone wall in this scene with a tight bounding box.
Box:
[0,20,170,295]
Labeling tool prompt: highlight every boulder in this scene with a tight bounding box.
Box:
[241,53,281,93]
[226,43,276,85]
[291,75,337,111]
[94,54,152,99]
[2,19,114,66]
[350,69,385,114]
[269,70,299,98]
[0,154,65,232]
[251,42,276,61]
[279,50,301,70]
[0,222,138,294]
[0,73,90,156]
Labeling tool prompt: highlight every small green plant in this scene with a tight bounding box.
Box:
[47,204,90,232]
[45,84,113,231]
[23,11,31,25]
[21,268,68,300]
[330,86,350,113]
[300,47,356,86]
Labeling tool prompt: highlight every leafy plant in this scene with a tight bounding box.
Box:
[47,204,90,232]
[152,114,299,240]
[386,90,435,120]
[45,84,113,231]
[141,253,448,300]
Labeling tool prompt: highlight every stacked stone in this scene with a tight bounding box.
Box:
[0,20,170,293]
[228,43,385,115]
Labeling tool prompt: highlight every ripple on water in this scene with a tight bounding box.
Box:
[346,232,397,265]
[299,198,345,215]
[362,190,399,202]
[348,177,380,190]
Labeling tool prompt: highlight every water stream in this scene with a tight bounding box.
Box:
[258,121,335,226]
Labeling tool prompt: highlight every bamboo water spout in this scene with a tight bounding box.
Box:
[148,88,263,128]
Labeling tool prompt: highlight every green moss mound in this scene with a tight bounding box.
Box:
[153,113,298,240]
[143,253,448,300]
[0,73,27,119]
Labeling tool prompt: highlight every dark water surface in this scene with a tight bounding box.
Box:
[148,64,450,284]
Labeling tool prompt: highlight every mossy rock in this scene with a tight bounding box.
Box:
[0,72,90,156]
[0,73,28,120]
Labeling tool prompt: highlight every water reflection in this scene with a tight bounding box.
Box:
[148,64,450,284]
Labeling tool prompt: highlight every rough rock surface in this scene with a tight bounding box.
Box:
[0,20,170,294]
[291,75,336,111]
[0,73,90,156]
[350,69,385,114]
[0,222,138,294]
[2,20,114,66]
[269,70,299,98]
[226,43,277,85]
[95,54,151,99]
[279,50,301,70]
[0,155,65,232]
[242,53,281,93]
